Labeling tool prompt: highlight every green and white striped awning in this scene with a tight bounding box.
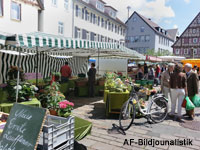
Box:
[0,31,15,45]
[2,32,145,59]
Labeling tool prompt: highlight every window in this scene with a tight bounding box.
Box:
[108,22,111,30]
[93,14,96,24]
[11,1,21,21]
[64,0,69,10]
[94,34,97,41]
[85,10,89,21]
[52,0,57,6]
[115,25,117,33]
[105,20,107,29]
[0,0,3,16]
[96,1,104,12]
[135,36,139,42]
[86,32,90,40]
[198,19,200,24]
[82,8,84,19]
[98,16,100,26]
[101,18,104,27]
[90,13,93,23]
[145,35,150,42]
[193,38,198,43]
[176,49,179,54]
[131,27,134,30]
[184,49,188,54]
[109,11,116,18]
[111,23,114,32]
[133,17,136,22]
[194,49,197,54]
[76,5,81,17]
[58,22,64,35]
[140,27,145,32]
[140,35,145,42]
[193,29,196,34]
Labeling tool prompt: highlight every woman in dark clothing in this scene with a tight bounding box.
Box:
[87,63,96,97]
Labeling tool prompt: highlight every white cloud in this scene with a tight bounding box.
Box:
[103,0,175,23]
[184,0,190,4]
[173,24,178,29]
[164,20,172,24]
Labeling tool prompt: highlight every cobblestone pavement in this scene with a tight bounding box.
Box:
[70,97,200,150]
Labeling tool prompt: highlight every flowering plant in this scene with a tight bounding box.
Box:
[57,100,74,117]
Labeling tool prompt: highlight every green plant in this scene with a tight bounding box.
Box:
[6,80,38,102]
[39,82,65,110]
[57,100,74,117]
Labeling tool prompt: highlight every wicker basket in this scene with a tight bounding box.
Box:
[98,80,105,86]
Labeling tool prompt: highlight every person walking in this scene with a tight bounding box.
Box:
[184,63,199,119]
[87,63,96,97]
[137,64,144,80]
[143,63,148,79]
[155,64,161,78]
[161,63,174,101]
[169,64,187,121]
[60,62,72,83]
[148,65,155,80]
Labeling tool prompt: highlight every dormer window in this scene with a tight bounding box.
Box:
[109,11,116,18]
[96,1,104,12]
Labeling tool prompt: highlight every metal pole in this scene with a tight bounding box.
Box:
[16,47,21,103]
[98,48,100,75]
[36,46,39,87]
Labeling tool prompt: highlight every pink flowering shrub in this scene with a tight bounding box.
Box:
[58,100,74,117]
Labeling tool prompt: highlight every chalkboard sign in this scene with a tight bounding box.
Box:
[0,103,47,150]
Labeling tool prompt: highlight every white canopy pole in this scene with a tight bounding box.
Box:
[16,47,21,103]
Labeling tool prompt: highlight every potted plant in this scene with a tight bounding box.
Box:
[57,100,74,117]
[6,80,38,102]
[42,82,65,115]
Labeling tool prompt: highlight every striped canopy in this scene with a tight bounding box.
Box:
[0,31,15,45]
[2,32,145,59]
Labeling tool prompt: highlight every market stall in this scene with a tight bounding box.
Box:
[0,31,145,149]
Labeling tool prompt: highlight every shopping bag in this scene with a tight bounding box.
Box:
[192,94,200,107]
[181,98,187,108]
[185,96,195,110]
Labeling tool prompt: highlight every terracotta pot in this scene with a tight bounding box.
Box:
[49,109,58,116]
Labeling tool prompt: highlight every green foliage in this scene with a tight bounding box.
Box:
[146,49,172,56]
[6,80,37,102]
[38,82,65,109]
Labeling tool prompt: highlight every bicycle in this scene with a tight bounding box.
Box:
[119,82,168,131]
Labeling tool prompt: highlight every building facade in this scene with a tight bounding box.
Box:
[0,0,42,34]
[38,0,73,38]
[125,12,177,54]
[73,0,126,45]
[172,12,200,58]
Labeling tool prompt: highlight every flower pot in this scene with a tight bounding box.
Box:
[49,109,58,116]
[98,80,105,86]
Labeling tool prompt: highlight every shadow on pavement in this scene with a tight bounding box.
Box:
[74,141,87,150]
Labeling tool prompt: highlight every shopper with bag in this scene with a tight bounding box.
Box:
[184,63,199,119]
[169,64,186,121]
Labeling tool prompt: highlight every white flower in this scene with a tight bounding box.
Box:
[34,87,38,91]
[14,85,22,90]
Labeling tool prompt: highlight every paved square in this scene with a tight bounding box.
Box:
[71,97,200,150]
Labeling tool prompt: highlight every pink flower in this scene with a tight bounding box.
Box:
[69,102,74,107]
[59,102,67,109]
[62,100,70,105]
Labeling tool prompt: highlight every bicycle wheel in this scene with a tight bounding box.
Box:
[149,97,168,123]
[119,100,136,131]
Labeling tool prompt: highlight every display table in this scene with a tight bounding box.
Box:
[104,90,130,117]
[74,116,92,141]
[0,115,92,142]
[75,85,104,97]
[0,98,41,113]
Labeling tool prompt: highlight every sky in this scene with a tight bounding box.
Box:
[103,0,200,35]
